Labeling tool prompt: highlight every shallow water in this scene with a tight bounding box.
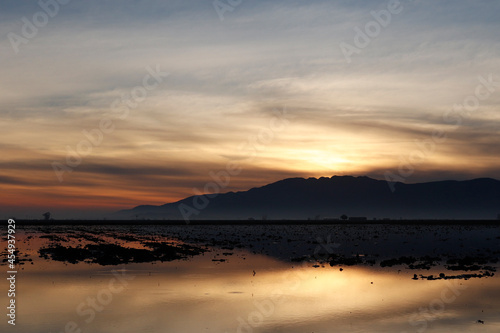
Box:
[1,224,499,332]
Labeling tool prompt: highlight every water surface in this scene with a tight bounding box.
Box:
[2,224,499,332]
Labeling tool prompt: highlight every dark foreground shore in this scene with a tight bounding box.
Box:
[4,222,499,281]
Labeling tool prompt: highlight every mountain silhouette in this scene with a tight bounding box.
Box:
[115,176,500,220]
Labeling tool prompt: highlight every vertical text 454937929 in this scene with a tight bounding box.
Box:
[6,219,17,326]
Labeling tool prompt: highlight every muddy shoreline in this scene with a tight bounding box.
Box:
[3,223,499,280]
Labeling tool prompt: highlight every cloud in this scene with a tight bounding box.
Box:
[1,0,499,217]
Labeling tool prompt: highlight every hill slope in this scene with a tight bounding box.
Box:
[115,176,500,220]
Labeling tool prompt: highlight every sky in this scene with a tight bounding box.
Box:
[1,0,499,219]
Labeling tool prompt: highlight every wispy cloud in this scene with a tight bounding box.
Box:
[1,0,499,217]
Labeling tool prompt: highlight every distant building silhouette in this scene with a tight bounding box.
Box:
[348,216,367,221]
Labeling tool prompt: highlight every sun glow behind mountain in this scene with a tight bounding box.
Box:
[1,1,500,218]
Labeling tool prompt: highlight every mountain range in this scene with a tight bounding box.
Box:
[115,176,500,220]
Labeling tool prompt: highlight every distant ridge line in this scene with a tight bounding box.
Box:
[114,176,500,220]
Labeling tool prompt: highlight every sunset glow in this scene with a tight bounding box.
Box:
[1,1,499,218]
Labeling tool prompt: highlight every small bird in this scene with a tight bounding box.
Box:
[252,270,256,276]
